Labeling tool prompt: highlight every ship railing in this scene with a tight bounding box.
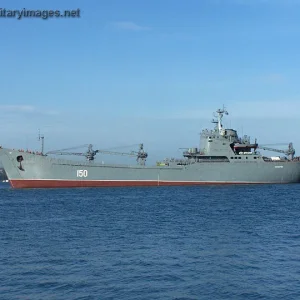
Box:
[15,148,44,155]
[197,158,230,163]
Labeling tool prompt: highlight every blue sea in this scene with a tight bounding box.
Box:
[1,182,300,300]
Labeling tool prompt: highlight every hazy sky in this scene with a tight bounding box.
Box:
[1,0,300,164]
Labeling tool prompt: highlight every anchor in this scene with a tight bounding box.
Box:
[16,155,24,171]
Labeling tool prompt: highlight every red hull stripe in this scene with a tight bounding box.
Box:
[9,179,271,189]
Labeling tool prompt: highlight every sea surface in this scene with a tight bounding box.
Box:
[0,182,300,300]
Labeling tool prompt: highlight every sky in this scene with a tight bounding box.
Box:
[1,0,300,164]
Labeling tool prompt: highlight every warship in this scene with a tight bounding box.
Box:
[1,107,300,189]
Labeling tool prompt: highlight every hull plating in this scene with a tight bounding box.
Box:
[1,148,300,189]
[9,179,277,189]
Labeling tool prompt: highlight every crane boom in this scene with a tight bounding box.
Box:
[258,142,295,160]
[259,147,286,154]
[46,143,148,165]
[96,149,136,157]
[48,152,86,156]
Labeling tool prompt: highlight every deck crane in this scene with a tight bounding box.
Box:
[257,142,295,160]
[46,143,148,165]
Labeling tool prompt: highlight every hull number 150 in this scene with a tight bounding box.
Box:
[77,170,88,177]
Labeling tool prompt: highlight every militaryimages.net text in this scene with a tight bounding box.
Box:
[0,8,80,20]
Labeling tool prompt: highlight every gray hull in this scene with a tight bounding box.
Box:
[1,148,300,188]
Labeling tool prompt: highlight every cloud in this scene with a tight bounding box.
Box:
[151,100,300,120]
[110,21,151,31]
[158,32,198,41]
[227,101,300,118]
[0,105,35,112]
[258,73,286,83]
[0,105,59,116]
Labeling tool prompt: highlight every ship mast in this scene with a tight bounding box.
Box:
[38,129,45,155]
[136,143,148,166]
[214,106,228,136]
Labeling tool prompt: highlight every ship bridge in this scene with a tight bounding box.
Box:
[179,107,295,164]
[178,107,261,164]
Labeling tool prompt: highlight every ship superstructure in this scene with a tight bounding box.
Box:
[1,107,300,188]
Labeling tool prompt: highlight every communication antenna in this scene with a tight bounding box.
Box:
[38,129,45,155]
